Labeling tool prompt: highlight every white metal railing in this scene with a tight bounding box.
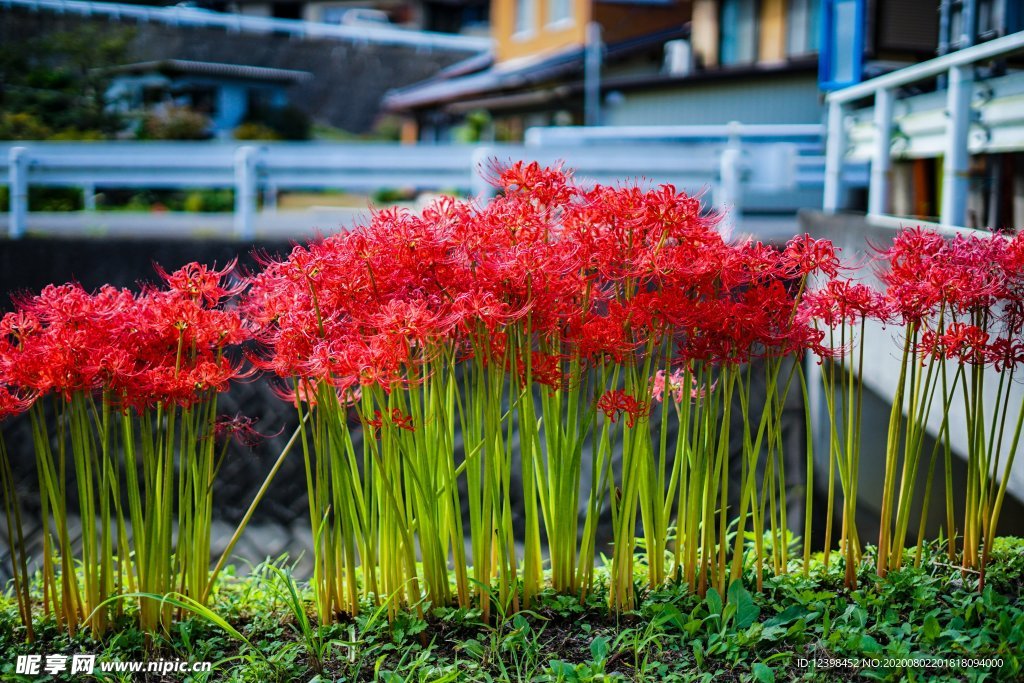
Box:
[525,122,864,225]
[1,133,858,239]
[823,30,1024,226]
[0,0,492,52]
[524,123,826,145]
[801,212,1024,503]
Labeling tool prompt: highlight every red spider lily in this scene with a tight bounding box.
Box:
[650,369,716,404]
[363,407,415,433]
[0,386,31,419]
[597,389,648,428]
[154,259,246,305]
[494,160,576,206]
[940,322,991,365]
[800,280,890,328]
[214,413,281,448]
[0,263,252,411]
[878,228,951,323]
[986,337,1024,372]
[568,306,636,364]
[782,233,841,279]
[517,351,563,391]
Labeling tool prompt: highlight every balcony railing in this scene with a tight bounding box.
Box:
[823,30,1024,227]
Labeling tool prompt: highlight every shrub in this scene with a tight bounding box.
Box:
[233,122,283,141]
[141,106,211,140]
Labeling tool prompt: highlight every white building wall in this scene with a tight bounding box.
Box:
[605,73,823,126]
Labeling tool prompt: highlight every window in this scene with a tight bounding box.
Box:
[548,0,572,26]
[719,0,758,65]
[787,0,822,55]
[945,0,1001,51]
[515,0,536,35]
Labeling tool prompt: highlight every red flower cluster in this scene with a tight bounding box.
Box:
[881,230,1024,368]
[364,408,415,432]
[243,164,842,407]
[0,262,250,413]
[2,165,1021,426]
[597,389,648,428]
[800,279,890,328]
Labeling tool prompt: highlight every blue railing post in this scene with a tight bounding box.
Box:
[823,100,846,212]
[234,145,258,240]
[82,182,96,212]
[716,121,743,230]
[867,88,894,215]
[470,146,495,199]
[940,64,972,226]
[8,146,28,239]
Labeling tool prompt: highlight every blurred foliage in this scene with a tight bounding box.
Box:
[0,26,133,139]
[233,122,283,141]
[241,104,310,141]
[0,187,84,212]
[98,189,234,212]
[141,106,211,140]
[312,114,403,142]
[372,187,416,204]
[452,109,492,143]
[0,112,52,141]
[181,189,234,212]
[0,187,237,213]
[371,114,403,142]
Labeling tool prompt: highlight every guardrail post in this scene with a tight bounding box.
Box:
[82,182,96,212]
[8,146,28,239]
[868,88,895,215]
[263,182,278,214]
[470,146,495,199]
[940,64,972,226]
[716,122,742,231]
[822,100,846,212]
[234,145,258,240]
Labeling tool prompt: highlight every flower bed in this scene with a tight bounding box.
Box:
[1,539,1022,681]
[1,164,1022,674]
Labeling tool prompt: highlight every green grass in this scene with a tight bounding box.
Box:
[2,538,1022,682]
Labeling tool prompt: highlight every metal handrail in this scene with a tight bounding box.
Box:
[827,30,1024,103]
[823,30,1024,226]
[1,138,846,239]
[526,123,825,145]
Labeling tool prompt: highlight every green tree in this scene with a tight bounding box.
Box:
[0,25,133,139]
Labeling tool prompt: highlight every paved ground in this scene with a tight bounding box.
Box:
[1,211,805,242]
[2,210,371,241]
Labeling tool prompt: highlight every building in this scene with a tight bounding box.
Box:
[119,0,489,34]
[385,1,1012,143]
[820,0,1024,228]
[383,0,693,140]
[106,60,312,139]
[384,0,839,140]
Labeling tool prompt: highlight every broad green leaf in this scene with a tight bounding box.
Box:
[590,635,610,664]
[859,633,883,653]
[728,579,760,629]
[766,605,807,627]
[752,662,775,683]
[922,614,941,641]
[705,587,723,616]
